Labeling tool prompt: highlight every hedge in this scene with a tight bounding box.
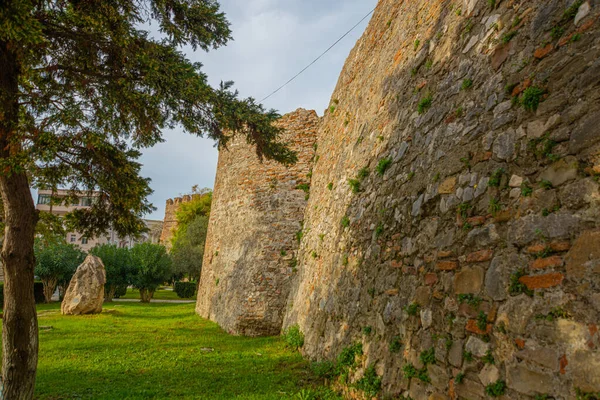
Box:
[174,281,197,299]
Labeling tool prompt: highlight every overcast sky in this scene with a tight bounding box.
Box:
[139,0,377,220]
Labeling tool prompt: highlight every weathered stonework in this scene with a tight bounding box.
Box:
[196,109,319,336]
[160,194,202,249]
[279,0,600,398]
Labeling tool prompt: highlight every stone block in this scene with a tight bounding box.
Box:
[519,273,564,289]
[529,255,564,270]
[454,266,484,294]
[538,156,579,187]
[565,230,600,279]
[569,350,600,392]
[439,177,457,194]
[506,364,556,395]
[465,336,490,357]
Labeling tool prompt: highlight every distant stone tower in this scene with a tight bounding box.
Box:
[196,108,319,336]
[159,194,197,249]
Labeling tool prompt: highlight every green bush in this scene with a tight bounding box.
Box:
[174,281,197,298]
[114,284,128,298]
[310,361,336,379]
[354,364,381,397]
[0,282,3,308]
[283,324,304,350]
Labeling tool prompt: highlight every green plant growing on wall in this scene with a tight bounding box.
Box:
[461,78,473,90]
[458,202,473,219]
[521,182,533,197]
[540,179,554,190]
[402,364,418,379]
[420,348,436,365]
[337,342,363,369]
[387,336,402,353]
[488,0,496,8]
[418,93,433,114]
[485,380,507,397]
[358,167,370,180]
[283,325,305,350]
[551,25,565,39]
[509,269,534,296]
[521,86,545,112]
[348,179,361,193]
[363,326,373,335]
[489,198,502,216]
[355,365,382,397]
[404,302,420,316]
[564,0,584,20]
[414,39,420,50]
[327,182,334,191]
[482,349,495,364]
[376,158,393,176]
[341,215,350,228]
[375,223,384,238]
[425,59,433,70]
[463,351,474,362]
[408,171,416,180]
[477,311,489,331]
[458,294,482,307]
[501,31,518,44]
[488,168,505,187]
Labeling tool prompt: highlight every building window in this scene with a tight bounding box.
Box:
[70,234,76,243]
[80,197,93,207]
[81,238,88,245]
[37,194,52,205]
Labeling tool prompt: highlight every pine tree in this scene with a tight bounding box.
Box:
[0,1,296,397]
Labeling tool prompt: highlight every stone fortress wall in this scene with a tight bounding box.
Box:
[160,194,203,249]
[196,109,319,336]
[199,0,600,397]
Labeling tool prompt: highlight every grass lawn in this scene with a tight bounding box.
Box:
[32,302,332,399]
[118,287,188,301]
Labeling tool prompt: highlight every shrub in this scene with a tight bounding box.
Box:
[418,94,433,114]
[355,364,381,397]
[405,302,420,316]
[114,284,128,298]
[485,380,507,397]
[310,361,336,379]
[90,244,132,301]
[35,239,85,303]
[348,179,361,193]
[337,343,362,368]
[283,324,304,350]
[420,347,436,365]
[174,281,197,298]
[376,158,393,176]
[521,86,545,112]
[389,336,403,353]
[130,243,172,302]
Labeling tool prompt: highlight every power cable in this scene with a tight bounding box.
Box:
[259,7,376,103]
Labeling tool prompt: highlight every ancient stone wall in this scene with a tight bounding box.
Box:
[196,108,319,336]
[160,194,199,249]
[281,0,600,398]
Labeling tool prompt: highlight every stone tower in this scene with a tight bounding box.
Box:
[196,108,319,336]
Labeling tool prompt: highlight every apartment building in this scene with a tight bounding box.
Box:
[35,189,163,252]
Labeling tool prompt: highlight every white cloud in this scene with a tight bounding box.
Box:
[140,0,377,219]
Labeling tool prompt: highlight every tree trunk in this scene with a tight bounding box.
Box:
[42,278,57,304]
[0,39,39,399]
[139,288,154,303]
[105,286,115,303]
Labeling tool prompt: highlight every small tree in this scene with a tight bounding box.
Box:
[90,244,132,302]
[171,215,209,282]
[130,243,172,302]
[34,239,85,303]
